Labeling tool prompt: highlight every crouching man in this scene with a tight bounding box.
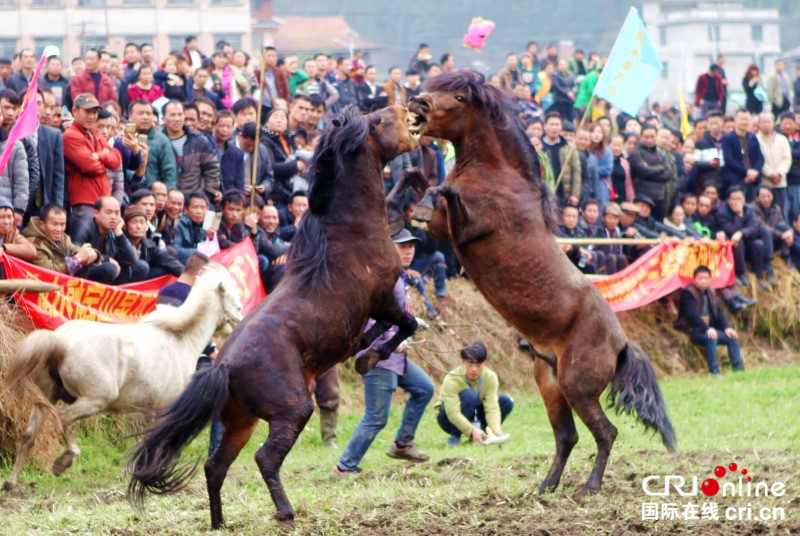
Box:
[436,342,514,446]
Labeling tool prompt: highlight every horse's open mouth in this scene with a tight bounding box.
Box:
[407,111,427,137]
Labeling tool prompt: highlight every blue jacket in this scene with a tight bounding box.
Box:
[219,139,244,193]
[36,124,65,207]
[721,131,764,191]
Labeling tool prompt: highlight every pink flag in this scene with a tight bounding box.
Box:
[0,51,48,175]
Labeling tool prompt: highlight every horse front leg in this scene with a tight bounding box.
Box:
[355,305,418,375]
[386,168,430,235]
[52,397,106,476]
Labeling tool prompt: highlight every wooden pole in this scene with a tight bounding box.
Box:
[0,280,60,294]
[249,54,268,210]
[554,237,661,246]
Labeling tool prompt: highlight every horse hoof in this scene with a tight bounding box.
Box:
[51,452,75,476]
[574,484,599,498]
[412,204,434,223]
[2,481,20,495]
[355,350,380,375]
[275,511,295,530]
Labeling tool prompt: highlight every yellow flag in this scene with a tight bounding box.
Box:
[679,89,693,140]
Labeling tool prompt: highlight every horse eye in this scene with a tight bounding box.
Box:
[455,96,466,103]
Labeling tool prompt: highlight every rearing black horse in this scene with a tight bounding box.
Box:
[127,104,418,529]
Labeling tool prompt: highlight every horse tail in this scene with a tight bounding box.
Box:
[608,342,677,452]
[127,363,229,507]
[1,330,66,412]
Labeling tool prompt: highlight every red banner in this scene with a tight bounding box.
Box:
[0,239,265,330]
[592,240,735,312]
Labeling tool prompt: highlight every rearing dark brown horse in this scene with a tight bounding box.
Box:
[407,70,676,496]
[126,104,418,529]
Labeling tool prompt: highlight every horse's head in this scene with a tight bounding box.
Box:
[408,69,508,143]
[204,265,243,335]
[358,104,418,163]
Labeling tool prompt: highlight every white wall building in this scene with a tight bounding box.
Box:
[642,0,781,106]
[0,0,251,64]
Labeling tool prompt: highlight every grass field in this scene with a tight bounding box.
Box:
[0,365,798,535]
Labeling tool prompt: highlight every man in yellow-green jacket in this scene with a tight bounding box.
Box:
[435,342,514,447]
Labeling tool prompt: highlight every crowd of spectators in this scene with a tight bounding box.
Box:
[2,37,800,326]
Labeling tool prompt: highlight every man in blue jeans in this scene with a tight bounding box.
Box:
[333,229,435,476]
[676,265,744,375]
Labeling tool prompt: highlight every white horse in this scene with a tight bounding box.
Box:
[1,265,243,490]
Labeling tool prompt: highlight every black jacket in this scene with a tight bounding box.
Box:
[260,130,297,206]
[714,202,760,240]
[253,226,289,261]
[356,82,388,113]
[130,235,184,276]
[35,124,65,208]
[628,143,674,201]
[72,220,138,267]
[677,283,728,333]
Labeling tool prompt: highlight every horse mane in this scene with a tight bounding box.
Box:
[423,70,556,230]
[288,105,370,288]
[142,267,225,334]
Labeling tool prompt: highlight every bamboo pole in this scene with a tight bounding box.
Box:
[249,54,268,210]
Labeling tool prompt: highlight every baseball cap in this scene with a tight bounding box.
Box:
[0,195,13,211]
[620,201,640,214]
[391,228,420,244]
[603,202,622,216]
[73,93,102,110]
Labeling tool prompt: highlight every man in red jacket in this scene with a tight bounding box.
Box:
[69,49,117,105]
[694,64,725,119]
[63,94,121,232]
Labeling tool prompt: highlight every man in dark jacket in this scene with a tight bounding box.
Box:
[71,196,148,284]
[172,191,210,263]
[123,204,183,278]
[356,66,389,113]
[551,59,577,124]
[628,125,674,220]
[676,266,743,375]
[214,111,244,193]
[163,99,221,204]
[693,111,725,192]
[217,190,249,250]
[237,122,273,198]
[277,190,308,240]
[556,204,597,274]
[6,49,35,96]
[247,204,288,292]
[721,109,764,201]
[715,186,767,287]
[752,185,792,282]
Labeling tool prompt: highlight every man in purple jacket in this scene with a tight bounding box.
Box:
[333,229,435,476]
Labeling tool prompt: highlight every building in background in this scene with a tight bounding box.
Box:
[0,0,250,65]
[643,0,781,105]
